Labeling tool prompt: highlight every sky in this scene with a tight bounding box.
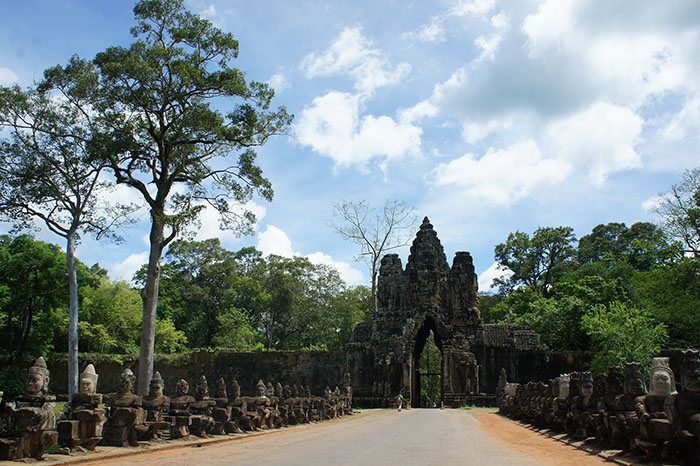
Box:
[2,0,700,292]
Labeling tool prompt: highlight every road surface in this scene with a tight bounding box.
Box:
[79,409,608,466]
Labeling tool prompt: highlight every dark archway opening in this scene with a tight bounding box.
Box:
[412,317,443,408]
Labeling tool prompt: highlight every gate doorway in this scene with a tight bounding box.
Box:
[412,317,443,408]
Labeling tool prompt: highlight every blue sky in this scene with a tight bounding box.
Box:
[2,0,700,291]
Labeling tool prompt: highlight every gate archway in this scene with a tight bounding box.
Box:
[411,316,443,408]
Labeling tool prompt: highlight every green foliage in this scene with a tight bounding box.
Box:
[211,307,259,351]
[78,278,142,353]
[0,366,25,401]
[581,301,667,373]
[0,235,69,363]
[493,226,576,297]
[419,332,442,407]
[478,293,505,323]
[144,239,369,352]
[154,317,187,353]
[634,259,700,348]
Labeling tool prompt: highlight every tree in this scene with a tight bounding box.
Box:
[0,235,68,364]
[577,221,678,271]
[48,0,292,394]
[581,301,667,373]
[634,258,700,348]
[332,200,417,313]
[654,167,700,257]
[493,226,576,297]
[0,79,134,399]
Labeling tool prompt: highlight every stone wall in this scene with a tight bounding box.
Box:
[45,350,347,396]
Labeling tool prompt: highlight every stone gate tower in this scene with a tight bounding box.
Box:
[346,217,546,408]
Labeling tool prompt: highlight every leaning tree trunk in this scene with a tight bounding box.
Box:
[66,231,80,402]
[137,215,165,395]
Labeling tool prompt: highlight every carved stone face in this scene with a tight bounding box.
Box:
[559,379,570,399]
[149,382,164,398]
[26,372,45,396]
[80,377,95,395]
[651,371,672,396]
[176,379,189,396]
[607,373,624,396]
[626,375,645,396]
[682,365,700,393]
[119,376,133,395]
[581,381,593,397]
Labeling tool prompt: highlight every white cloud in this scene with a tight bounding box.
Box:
[193,200,267,244]
[664,92,700,141]
[294,91,422,169]
[268,73,289,93]
[642,195,664,213]
[257,225,365,285]
[475,33,503,61]
[544,102,643,185]
[429,138,571,206]
[450,0,496,18]
[306,252,366,285]
[413,18,447,43]
[478,261,512,292]
[0,67,18,85]
[301,26,410,95]
[108,251,148,283]
[522,0,576,54]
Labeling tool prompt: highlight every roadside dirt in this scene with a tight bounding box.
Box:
[472,409,609,466]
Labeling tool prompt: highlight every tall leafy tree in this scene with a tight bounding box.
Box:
[332,200,417,314]
[0,235,68,365]
[47,0,292,393]
[493,226,576,297]
[577,221,678,270]
[0,74,134,399]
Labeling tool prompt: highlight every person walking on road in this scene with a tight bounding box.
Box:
[397,391,404,411]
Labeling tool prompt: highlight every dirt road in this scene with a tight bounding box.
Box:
[74,408,609,466]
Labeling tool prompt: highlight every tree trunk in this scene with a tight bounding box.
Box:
[67,232,79,402]
[138,215,165,395]
[371,265,378,314]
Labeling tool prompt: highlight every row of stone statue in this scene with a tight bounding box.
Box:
[497,351,700,463]
[0,357,353,460]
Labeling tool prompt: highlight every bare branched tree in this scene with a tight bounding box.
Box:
[654,167,700,257]
[332,200,417,313]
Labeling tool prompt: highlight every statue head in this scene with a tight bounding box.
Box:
[292,385,299,398]
[558,374,570,400]
[149,371,164,397]
[283,385,292,399]
[275,382,283,399]
[118,368,136,395]
[256,380,266,397]
[215,378,227,398]
[580,372,593,397]
[265,381,275,398]
[624,362,646,396]
[176,379,189,396]
[26,357,50,396]
[79,364,99,395]
[606,366,625,396]
[550,378,559,397]
[592,372,607,397]
[681,349,700,393]
[231,379,241,399]
[649,357,676,396]
[196,375,209,401]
